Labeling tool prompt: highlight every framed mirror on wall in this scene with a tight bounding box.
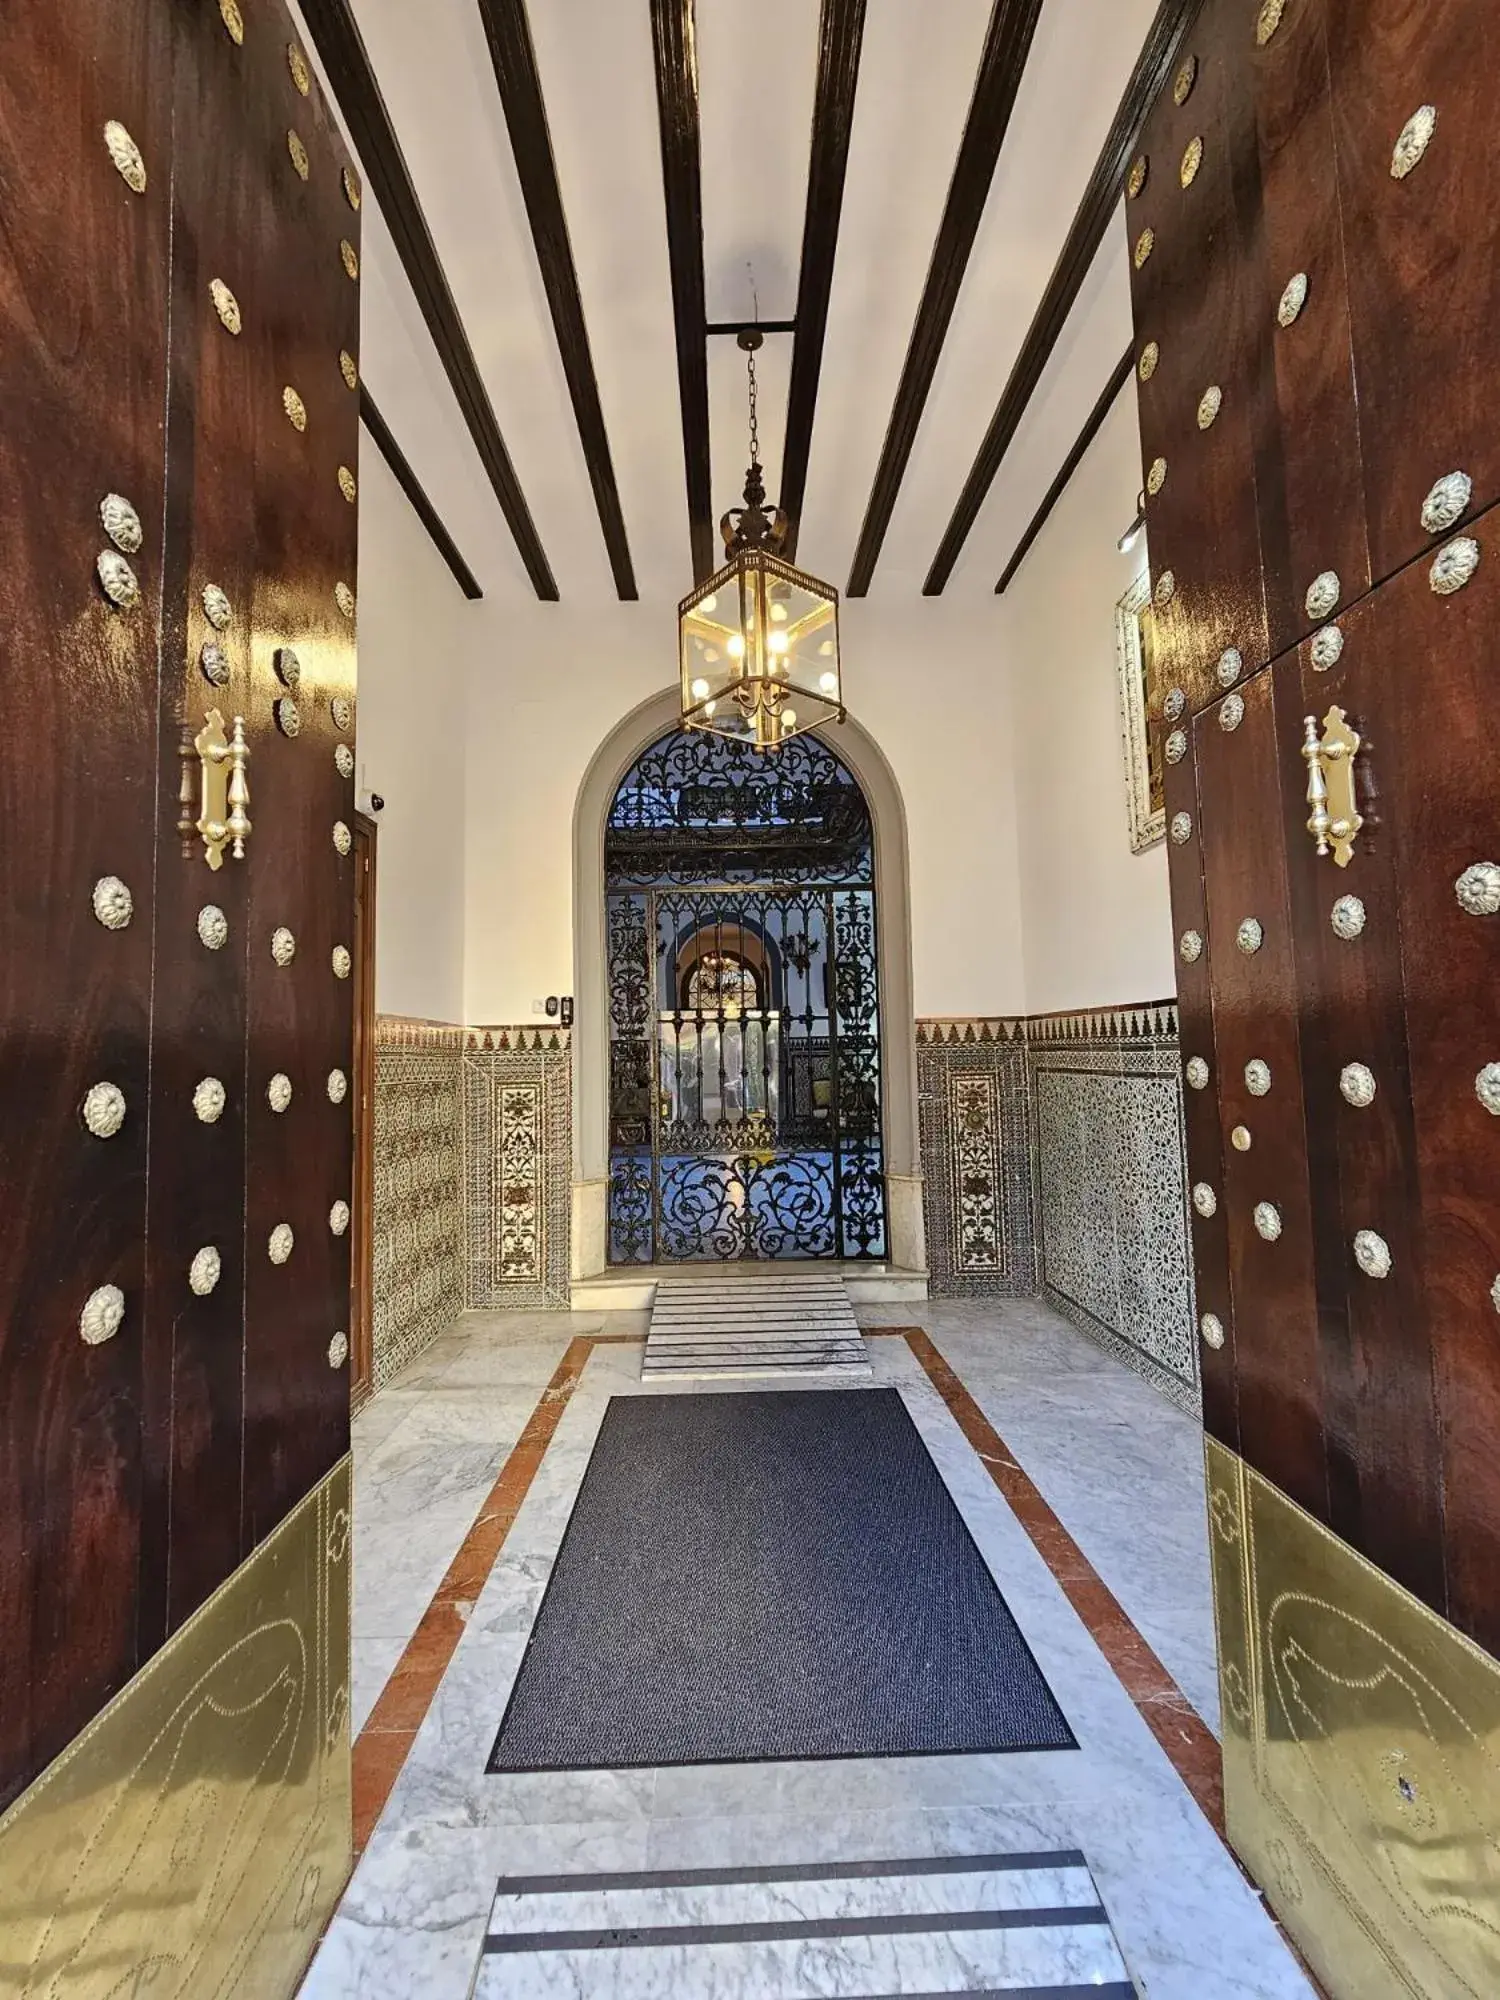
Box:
[1115,571,1165,852]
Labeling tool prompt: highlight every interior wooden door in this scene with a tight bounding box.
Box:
[0,0,174,1804]
[0,0,360,1810]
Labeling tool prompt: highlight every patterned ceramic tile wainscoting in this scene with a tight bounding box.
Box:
[916,1021,1037,1295]
[372,1020,466,1387]
[1029,1004,1196,1411]
[462,1028,572,1310]
[918,1004,1197,1411]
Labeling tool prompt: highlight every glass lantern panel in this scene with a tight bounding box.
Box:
[774,575,839,708]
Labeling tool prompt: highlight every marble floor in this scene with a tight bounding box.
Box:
[302,1299,1315,1999]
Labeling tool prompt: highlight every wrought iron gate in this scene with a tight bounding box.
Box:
[606,730,885,1263]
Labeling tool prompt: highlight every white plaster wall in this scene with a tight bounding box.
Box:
[355,439,476,1023]
[460,596,1026,1025]
[462,601,668,1025]
[1001,389,1178,1014]
[839,600,1025,1020]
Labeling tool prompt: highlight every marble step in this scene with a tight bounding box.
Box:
[476,1851,1134,1998]
[642,1360,871,1379]
[648,1316,861,1334]
[643,1272,871,1382]
[648,1328,868,1344]
[643,1352,870,1376]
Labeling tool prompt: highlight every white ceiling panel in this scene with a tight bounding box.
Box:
[525,0,691,603]
[294,0,1164,606]
[341,0,620,597]
[865,0,1159,596]
[793,0,997,591]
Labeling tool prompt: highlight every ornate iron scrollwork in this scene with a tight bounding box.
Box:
[605,728,885,1263]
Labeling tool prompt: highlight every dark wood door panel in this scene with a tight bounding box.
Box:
[1249,0,1371,660]
[238,14,358,1550]
[1326,0,1499,582]
[1274,622,1444,1613]
[1129,2,1270,712]
[137,0,270,1645]
[1343,508,1500,1650]
[1194,670,1329,1524]
[0,0,174,1806]
[1160,745,1237,1449]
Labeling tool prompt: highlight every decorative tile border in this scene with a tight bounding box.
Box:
[374,1016,468,1050]
[916,1017,1027,1046]
[917,1029,1036,1296]
[465,1025,571,1054]
[462,1032,572,1310]
[1026,1000,1179,1045]
[372,1028,465,1387]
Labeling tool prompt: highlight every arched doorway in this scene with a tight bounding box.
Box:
[602,724,886,1264]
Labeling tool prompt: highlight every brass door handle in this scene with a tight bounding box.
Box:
[180,708,251,869]
[1301,706,1361,868]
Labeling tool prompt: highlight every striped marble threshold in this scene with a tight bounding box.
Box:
[642,1269,872,1381]
[475,1851,1135,1997]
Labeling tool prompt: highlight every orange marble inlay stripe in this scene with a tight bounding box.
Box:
[888,1325,1225,1833]
[351,1335,599,1850]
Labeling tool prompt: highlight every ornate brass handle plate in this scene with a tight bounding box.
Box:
[1302,705,1361,868]
[180,708,251,869]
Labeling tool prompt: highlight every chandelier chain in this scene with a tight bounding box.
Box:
[746,348,760,468]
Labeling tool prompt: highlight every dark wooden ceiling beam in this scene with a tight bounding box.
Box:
[360,387,484,600]
[923,0,1203,595]
[844,0,1046,597]
[297,0,558,598]
[650,0,714,585]
[994,344,1133,594]
[780,0,868,563]
[477,0,637,599]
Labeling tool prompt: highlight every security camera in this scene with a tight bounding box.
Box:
[358,788,385,815]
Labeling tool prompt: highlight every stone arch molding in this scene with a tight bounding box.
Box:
[570,687,923,1278]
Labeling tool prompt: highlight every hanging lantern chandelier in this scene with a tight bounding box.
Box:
[679,329,843,751]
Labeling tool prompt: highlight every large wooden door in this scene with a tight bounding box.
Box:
[1133,0,1500,1648]
[1129,3,1500,1992]
[0,0,359,1811]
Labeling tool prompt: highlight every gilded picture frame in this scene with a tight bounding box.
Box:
[1115,571,1165,853]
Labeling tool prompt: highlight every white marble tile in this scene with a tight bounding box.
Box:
[351,1507,473,1640]
[915,1303,1221,1730]
[487,1861,1101,1934]
[472,1917,1129,1999]
[352,1633,406,1734]
[311,1302,1312,2000]
[641,1801,1076,1873]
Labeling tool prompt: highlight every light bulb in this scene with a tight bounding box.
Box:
[780,707,797,732]
[770,603,787,623]
[727,633,745,660]
[704,699,717,715]
[818,671,838,696]
[704,648,719,663]
[690,677,710,700]
[818,639,833,656]
[700,594,717,614]
[767,630,788,654]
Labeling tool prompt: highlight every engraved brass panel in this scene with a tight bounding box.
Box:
[1205,1438,1500,2000]
[0,1460,352,1999]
